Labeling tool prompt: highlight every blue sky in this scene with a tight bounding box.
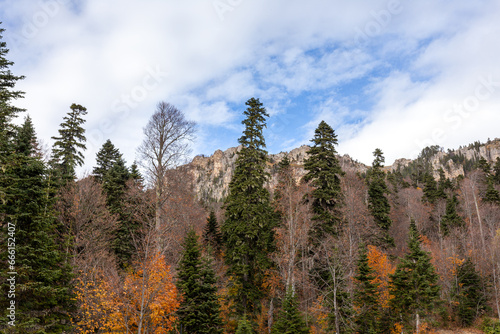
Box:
[2,0,500,176]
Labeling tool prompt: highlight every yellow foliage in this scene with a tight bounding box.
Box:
[367,245,396,309]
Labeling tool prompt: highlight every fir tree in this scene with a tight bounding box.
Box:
[14,115,37,156]
[235,315,255,334]
[51,103,87,180]
[129,161,143,182]
[102,157,130,211]
[493,157,500,184]
[221,97,277,317]
[483,178,500,204]
[0,152,74,332]
[353,244,380,334]
[389,220,440,332]
[93,139,122,181]
[303,120,344,242]
[436,168,452,198]
[177,229,223,334]
[453,257,488,326]
[440,194,464,236]
[203,211,222,255]
[367,148,394,247]
[422,173,439,204]
[271,290,309,334]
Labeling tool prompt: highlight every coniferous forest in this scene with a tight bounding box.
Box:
[3,23,500,334]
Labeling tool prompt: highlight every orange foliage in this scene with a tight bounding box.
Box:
[75,254,179,333]
[309,295,329,334]
[367,245,396,309]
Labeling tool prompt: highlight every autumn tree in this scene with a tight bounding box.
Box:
[137,101,196,239]
[51,103,87,181]
[389,220,441,333]
[367,148,394,247]
[177,229,223,334]
[221,97,277,318]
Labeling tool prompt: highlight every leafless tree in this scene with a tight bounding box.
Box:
[137,102,196,243]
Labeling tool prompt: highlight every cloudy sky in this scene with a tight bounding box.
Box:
[1,0,500,176]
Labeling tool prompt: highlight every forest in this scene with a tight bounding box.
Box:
[2,24,500,334]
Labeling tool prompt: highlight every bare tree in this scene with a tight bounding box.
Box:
[137,102,196,242]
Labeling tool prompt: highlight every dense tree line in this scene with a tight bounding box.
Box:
[2,23,500,334]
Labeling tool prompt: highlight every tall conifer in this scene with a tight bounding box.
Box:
[93,139,122,181]
[222,97,277,317]
[271,290,309,334]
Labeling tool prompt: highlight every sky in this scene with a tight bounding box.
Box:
[1,0,500,177]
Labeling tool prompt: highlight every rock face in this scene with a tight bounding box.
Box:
[186,145,368,202]
[185,139,500,203]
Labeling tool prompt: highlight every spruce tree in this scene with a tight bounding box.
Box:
[177,229,223,334]
[453,258,487,327]
[436,168,452,199]
[129,161,143,182]
[303,120,344,242]
[271,290,309,334]
[14,115,37,156]
[51,103,87,180]
[221,97,277,317]
[93,139,122,181]
[353,244,380,334]
[389,220,440,332]
[493,157,500,184]
[440,194,464,236]
[203,211,222,255]
[367,148,394,247]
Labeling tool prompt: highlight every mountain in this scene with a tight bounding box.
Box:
[184,138,500,203]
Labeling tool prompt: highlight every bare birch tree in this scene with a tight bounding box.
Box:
[137,102,196,245]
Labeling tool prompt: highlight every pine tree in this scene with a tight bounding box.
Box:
[367,148,394,247]
[51,103,87,180]
[177,229,223,334]
[453,258,488,326]
[440,194,464,236]
[221,97,277,317]
[271,290,309,334]
[93,139,122,181]
[353,244,380,334]
[203,211,222,254]
[389,220,440,332]
[303,120,344,242]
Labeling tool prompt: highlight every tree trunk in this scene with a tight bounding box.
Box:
[416,312,420,334]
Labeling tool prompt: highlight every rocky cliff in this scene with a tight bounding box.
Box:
[185,139,500,203]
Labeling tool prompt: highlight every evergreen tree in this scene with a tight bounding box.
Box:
[0,151,74,332]
[493,157,500,185]
[93,139,122,181]
[51,103,87,180]
[177,229,223,334]
[271,290,309,334]
[0,23,25,156]
[483,178,500,204]
[477,157,491,175]
[235,315,255,334]
[422,173,439,204]
[303,120,344,242]
[453,258,488,327]
[203,211,222,254]
[221,97,277,317]
[440,194,464,236]
[102,157,130,211]
[14,115,37,156]
[129,161,143,182]
[436,168,452,198]
[389,220,440,332]
[367,148,394,247]
[353,244,380,334]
